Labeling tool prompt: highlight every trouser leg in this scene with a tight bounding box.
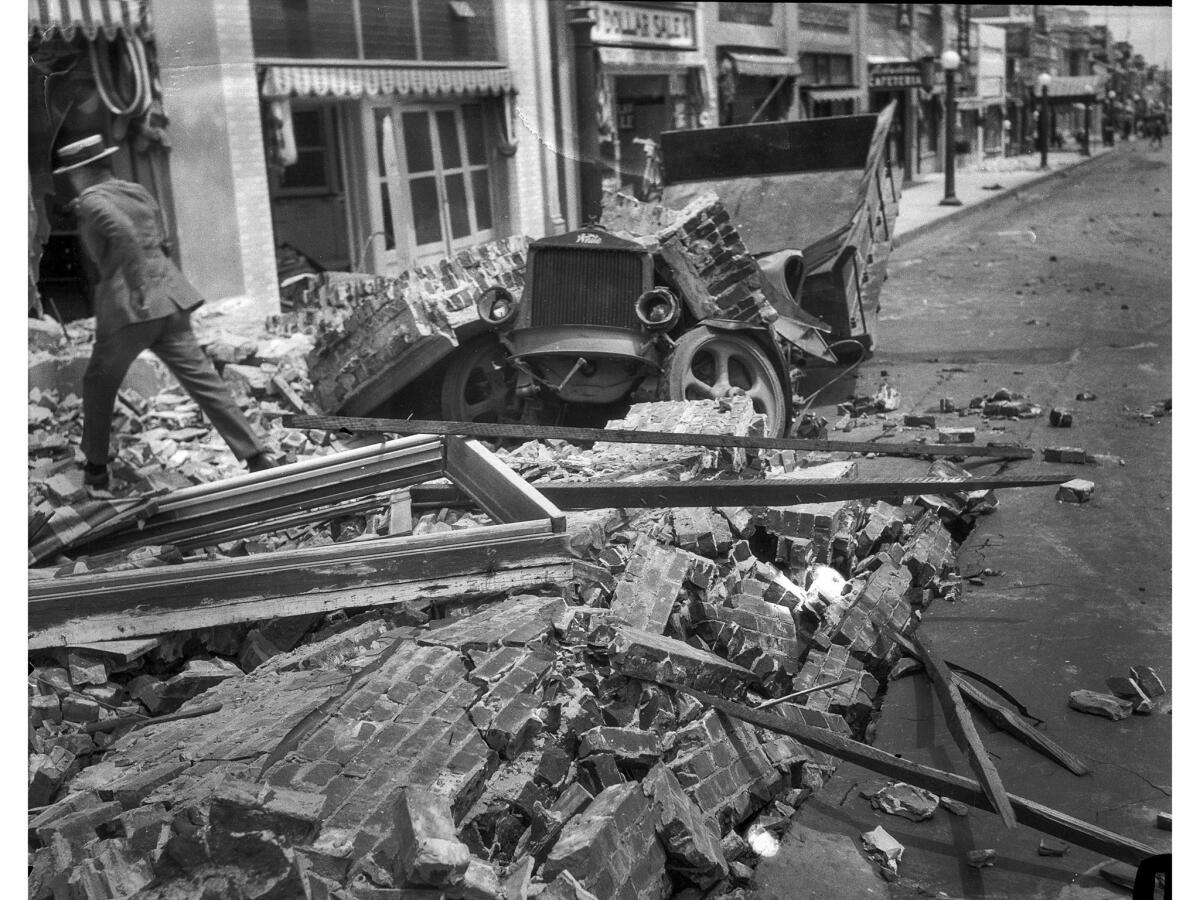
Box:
[151,311,268,461]
[82,320,162,466]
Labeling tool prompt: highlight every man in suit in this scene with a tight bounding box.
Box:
[54,135,275,488]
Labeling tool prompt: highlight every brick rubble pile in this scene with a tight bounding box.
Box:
[28,394,991,900]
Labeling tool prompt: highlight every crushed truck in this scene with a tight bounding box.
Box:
[305,103,900,438]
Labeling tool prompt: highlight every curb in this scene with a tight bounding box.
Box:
[894,149,1113,246]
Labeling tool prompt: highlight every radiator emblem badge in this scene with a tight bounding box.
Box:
[575,233,602,244]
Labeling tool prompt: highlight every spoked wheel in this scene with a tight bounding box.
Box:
[664,326,788,437]
[440,335,521,423]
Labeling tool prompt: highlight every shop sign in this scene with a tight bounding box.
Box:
[869,61,925,89]
[593,2,697,50]
[796,5,852,34]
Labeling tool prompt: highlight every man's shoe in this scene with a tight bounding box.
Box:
[245,453,279,473]
[83,462,110,489]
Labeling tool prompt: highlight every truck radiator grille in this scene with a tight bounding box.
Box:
[528,248,646,330]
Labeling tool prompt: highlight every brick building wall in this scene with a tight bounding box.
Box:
[153,0,280,314]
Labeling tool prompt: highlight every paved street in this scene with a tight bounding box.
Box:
[758,140,1171,899]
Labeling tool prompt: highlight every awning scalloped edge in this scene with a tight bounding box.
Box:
[260,65,515,100]
[28,0,146,44]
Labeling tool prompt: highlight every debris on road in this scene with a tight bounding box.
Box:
[1049,408,1074,428]
[1068,689,1134,721]
[1056,479,1095,503]
[967,848,997,868]
[1038,839,1069,857]
[863,783,940,822]
[862,825,905,875]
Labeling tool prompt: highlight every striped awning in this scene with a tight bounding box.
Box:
[726,52,802,80]
[28,0,147,43]
[1039,75,1102,100]
[804,86,861,103]
[259,64,514,100]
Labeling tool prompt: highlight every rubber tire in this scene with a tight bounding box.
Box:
[439,334,520,423]
[663,326,788,437]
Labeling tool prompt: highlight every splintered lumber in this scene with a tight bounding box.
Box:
[444,436,566,531]
[83,701,223,734]
[28,521,573,648]
[526,475,1068,509]
[78,435,444,554]
[678,687,1158,867]
[954,675,1091,776]
[884,625,1017,828]
[283,414,1036,460]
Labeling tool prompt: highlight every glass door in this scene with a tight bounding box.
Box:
[370,103,495,271]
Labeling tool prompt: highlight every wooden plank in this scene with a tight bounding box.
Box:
[29,522,571,648]
[283,414,1036,461]
[678,687,1158,867]
[172,496,393,551]
[82,459,445,554]
[444,436,567,532]
[955,675,1091,776]
[885,625,1017,828]
[513,475,1067,509]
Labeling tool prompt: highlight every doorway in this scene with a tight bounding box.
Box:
[614,75,670,199]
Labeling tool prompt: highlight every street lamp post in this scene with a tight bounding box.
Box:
[1081,85,1093,156]
[1038,72,1052,169]
[939,49,962,207]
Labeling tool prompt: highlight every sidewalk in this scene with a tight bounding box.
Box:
[894,145,1115,242]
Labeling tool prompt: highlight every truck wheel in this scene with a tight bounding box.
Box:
[664,327,788,437]
[440,335,520,423]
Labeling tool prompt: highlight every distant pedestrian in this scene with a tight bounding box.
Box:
[1149,118,1164,150]
[1122,119,1132,142]
[54,135,277,489]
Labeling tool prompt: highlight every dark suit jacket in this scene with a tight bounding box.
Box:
[75,179,204,334]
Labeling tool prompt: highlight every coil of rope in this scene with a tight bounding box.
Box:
[88,32,151,119]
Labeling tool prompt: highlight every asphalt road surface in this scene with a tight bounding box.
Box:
[756,141,1171,900]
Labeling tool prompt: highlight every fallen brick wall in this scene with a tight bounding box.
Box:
[305,236,528,413]
[30,397,993,900]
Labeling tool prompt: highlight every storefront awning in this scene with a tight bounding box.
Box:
[598,46,706,72]
[1039,75,1101,101]
[28,0,147,43]
[803,86,861,103]
[259,64,514,100]
[725,52,802,79]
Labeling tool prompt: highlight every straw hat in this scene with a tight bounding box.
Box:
[53,135,119,175]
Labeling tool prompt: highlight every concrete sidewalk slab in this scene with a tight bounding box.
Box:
[894,146,1118,244]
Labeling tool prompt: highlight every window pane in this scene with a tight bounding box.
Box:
[374,108,390,168]
[419,0,498,61]
[436,111,463,169]
[445,173,470,239]
[280,149,327,189]
[409,176,442,245]
[249,0,358,58]
[471,169,492,230]
[379,183,396,250]
[402,112,434,173]
[291,109,323,147]
[831,55,851,84]
[361,0,417,59]
[463,104,487,165]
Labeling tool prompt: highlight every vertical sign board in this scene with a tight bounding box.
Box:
[592,2,697,49]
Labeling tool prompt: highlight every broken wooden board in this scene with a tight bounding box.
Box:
[444,436,565,532]
[283,414,1036,460]
[29,521,573,648]
[885,625,1017,828]
[678,687,1159,868]
[955,675,1091,777]
[519,475,1068,509]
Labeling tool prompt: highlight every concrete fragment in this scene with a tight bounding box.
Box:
[607,534,690,634]
[29,747,77,807]
[607,626,759,699]
[578,726,663,772]
[446,857,503,900]
[1042,446,1090,464]
[967,848,996,868]
[1038,838,1069,856]
[540,870,601,900]
[1049,408,1073,427]
[1055,478,1094,503]
[393,787,472,887]
[939,796,969,816]
[1068,689,1133,720]
[861,825,904,873]
[1130,664,1166,698]
[1099,860,1138,889]
[865,783,939,822]
[937,427,976,443]
[903,414,935,428]
[66,651,109,687]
